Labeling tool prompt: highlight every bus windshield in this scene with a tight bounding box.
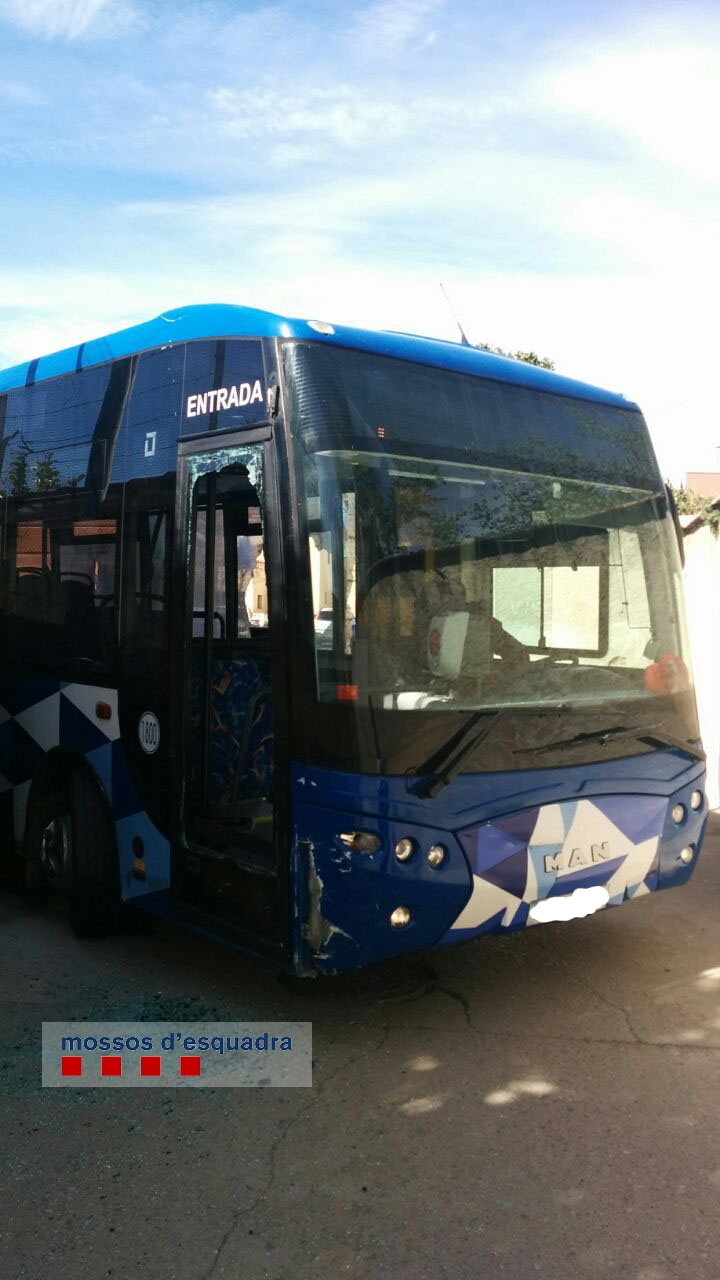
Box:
[285,343,699,772]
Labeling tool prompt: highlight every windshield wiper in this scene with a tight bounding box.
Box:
[521,724,705,761]
[412,710,506,797]
[411,713,704,798]
[411,700,574,796]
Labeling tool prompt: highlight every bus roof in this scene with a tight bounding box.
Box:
[0,303,637,410]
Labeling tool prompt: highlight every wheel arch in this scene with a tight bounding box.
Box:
[23,747,115,850]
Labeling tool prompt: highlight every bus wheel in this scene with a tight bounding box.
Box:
[26,771,120,936]
[25,783,71,898]
[40,814,72,890]
[67,770,121,938]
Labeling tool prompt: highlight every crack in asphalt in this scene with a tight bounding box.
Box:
[372,1019,720,1051]
[198,1023,391,1280]
[425,980,473,1028]
[406,949,720,1054]
[527,934,676,1049]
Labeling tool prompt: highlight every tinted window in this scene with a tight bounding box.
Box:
[121,478,173,663]
[113,346,184,484]
[0,364,132,678]
[3,491,120,678]
[181,340,266,436]
[284,343,660,490]
[190,471,268,639]
[0,364,116,498]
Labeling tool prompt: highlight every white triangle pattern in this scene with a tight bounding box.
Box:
[60,684,120,742]
[449,798,662,934]
[15,694,61,753]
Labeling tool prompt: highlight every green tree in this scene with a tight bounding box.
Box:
[478,343,555,370]
[8,441,33,496]
[668,482,720,535]
[35,450,61,492]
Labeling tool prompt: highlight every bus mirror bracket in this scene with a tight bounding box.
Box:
[665,483,685,567]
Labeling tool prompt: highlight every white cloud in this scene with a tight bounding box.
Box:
[349,0,446,55]
[208,85,402,146]
[567,194,719,274]
[0,0,141,41]
[541,23,720,184]
[207,82,480,148]
[1,5,719,488]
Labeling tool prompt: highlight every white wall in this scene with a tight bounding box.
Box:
[683,525,720,809]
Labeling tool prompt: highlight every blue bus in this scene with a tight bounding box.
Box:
[0,305,707,973]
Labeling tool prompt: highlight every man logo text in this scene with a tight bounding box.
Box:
[544,842,610,873]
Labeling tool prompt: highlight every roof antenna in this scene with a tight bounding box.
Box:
[440,282,472,346]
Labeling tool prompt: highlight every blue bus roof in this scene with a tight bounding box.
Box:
[0,303,637,410]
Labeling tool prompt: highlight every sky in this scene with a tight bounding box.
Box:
[1,0,719,481]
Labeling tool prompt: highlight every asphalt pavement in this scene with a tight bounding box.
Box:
[2,815,719,1280]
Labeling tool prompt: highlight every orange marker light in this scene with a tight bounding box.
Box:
[643,654,689,696]
[337,684,359,701]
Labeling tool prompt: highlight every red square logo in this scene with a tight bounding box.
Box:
[61,1055,82,1077]
[180,1055,201,1077]
[101,1056,122,1077]
[141,1056,162,1077]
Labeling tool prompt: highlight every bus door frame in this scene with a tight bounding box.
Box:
[171,425,291,964]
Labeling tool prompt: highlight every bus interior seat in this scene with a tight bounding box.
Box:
[11,573,50,661]
[190,652,274,811]
[96,596,117,658]
[59,578,99,662]
[14,571,48,616]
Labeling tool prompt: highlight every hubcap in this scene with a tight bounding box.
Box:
[39,816,70,886]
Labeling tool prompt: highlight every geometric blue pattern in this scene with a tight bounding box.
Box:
[0,675,63,716]
[459,820,527,877]
[59,693,110,754]
[590,794,667,845]
[0,676,170,899]
[478,847,529,895]
[85,743,113,802]
[445,793,668,940]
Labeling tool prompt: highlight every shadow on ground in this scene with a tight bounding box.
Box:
[1,817,719,1279]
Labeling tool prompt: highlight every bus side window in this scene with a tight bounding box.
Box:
[234,501,267,632]
[191,485,268,640]
[6,513,55,668]
[5,504,119,676]
[58,519,117,666]
[122,499,171,660]
[192,506,227,639]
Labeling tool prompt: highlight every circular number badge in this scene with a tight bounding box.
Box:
[138,711,161,754]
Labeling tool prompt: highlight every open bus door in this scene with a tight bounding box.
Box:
[174,432,289,962]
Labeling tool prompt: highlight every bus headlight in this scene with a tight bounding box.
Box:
[390,906,411,928]
[427,845,446,868]
[690,790,703,811]
[671,804,686,824]
[679,846,694,864]
[339,831,381,854]
[395,838,415,862]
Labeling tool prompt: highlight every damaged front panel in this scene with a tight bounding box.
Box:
[291,755,707,975]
